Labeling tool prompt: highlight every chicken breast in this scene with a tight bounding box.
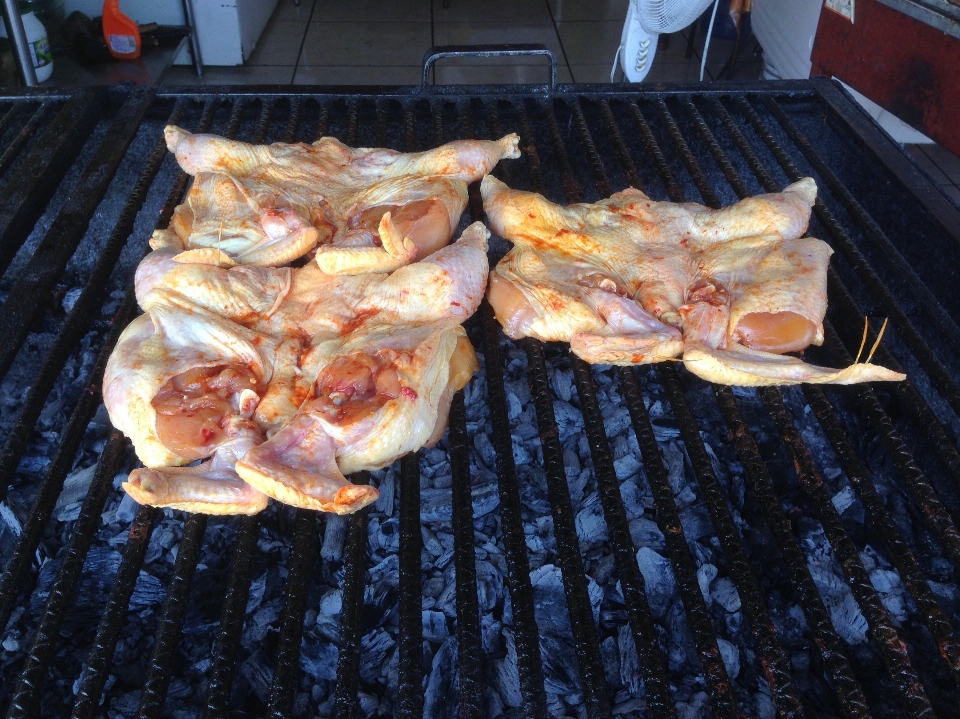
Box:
[155,125,519,271]
[482,176,904,386]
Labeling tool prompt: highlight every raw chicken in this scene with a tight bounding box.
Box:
[152,125,519,271]
[236,322,478,513]
[103,222,490,514]
[482,176,905,386]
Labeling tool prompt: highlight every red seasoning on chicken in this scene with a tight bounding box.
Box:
[154,125,519,272]
[482,176,904,386]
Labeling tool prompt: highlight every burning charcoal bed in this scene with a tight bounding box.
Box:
[1,79,960,719]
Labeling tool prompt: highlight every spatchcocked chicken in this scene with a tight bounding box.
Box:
[482,176,904,386]
[154,126,519,272]
[104,222,490,515]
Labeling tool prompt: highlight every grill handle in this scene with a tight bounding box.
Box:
[421,44,558,88]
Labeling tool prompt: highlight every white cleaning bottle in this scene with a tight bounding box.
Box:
[0,1,53,83]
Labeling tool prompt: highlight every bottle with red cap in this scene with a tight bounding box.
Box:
[102,0,140,60]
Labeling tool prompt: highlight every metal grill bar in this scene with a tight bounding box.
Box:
[732,96,960,421]
[397,452,424,718]
[70,505,158,719]
[204,99,302,718]
[658,364,806,717]
[450,392,484,719]
[0,97,92,274]
[566,98,682,719]
[570,357,679,719]
[0,101,52,181]
[203,514,259,719]
[821,318,960,569]
[135,513,209,719]
[617,368,741,717]
[0,102,25,151]
[760,96,960,358]
[711,386,873,719]
[480,98,550,719]
[66,96,222,719]
[0,292,137,638]
[4,432,128,719]
[395,98,426,715]
[267,509,317,717]
[585,96,761,719]
[702,95,960,572]
[617,95,869,718]
[448,100,483,719]
[522,99,614,716]
[651,98,806,717]
[823,276,960,499]
[522,337,612,718]
[759,387,936,716]
[332,473,370,719]
[676,93,939,713]
[256,103,315,719]
[801,383,960,674]
[9,97,227,716]
[451,98,487,719]
[479,304,549,719]
[0,90,156,383]
[0,98,185,503]
[133,97,252,719]
[330,100,372,719]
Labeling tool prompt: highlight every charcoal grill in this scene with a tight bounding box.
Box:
[1,74,960,719]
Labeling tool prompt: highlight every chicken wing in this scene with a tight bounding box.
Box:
[157,125,519,271]
[482,176,904,386]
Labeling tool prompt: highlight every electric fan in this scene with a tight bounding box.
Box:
[612,0,721,82]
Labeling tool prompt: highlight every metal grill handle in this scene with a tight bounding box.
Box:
[421,44,558,88]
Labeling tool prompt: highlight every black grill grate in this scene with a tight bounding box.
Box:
[0,81,958,718]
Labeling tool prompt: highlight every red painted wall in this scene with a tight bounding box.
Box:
[811,0,960,155]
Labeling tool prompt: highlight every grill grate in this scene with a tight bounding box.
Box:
[0,81,958,718]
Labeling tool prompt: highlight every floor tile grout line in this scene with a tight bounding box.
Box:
[292,0,319,84]
[543,0,575,82]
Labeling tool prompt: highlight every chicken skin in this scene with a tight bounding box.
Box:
[482,176,904,386]
[103,223,490,515]
[152,125,519,271]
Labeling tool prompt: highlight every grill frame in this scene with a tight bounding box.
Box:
[0,79,957,718]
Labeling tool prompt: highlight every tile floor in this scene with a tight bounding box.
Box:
[159,0,762,87]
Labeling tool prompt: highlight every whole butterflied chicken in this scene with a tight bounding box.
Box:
[482,176,905,386]
[104,222,490,515]
[152,125,519,271]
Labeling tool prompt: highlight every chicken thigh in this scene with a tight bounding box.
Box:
[155,125,519,271]
[482,176,904,386]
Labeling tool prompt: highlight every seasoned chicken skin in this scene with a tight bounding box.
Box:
[104,223,490,514]
[482,176,904,386]
[152,126,519,271]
